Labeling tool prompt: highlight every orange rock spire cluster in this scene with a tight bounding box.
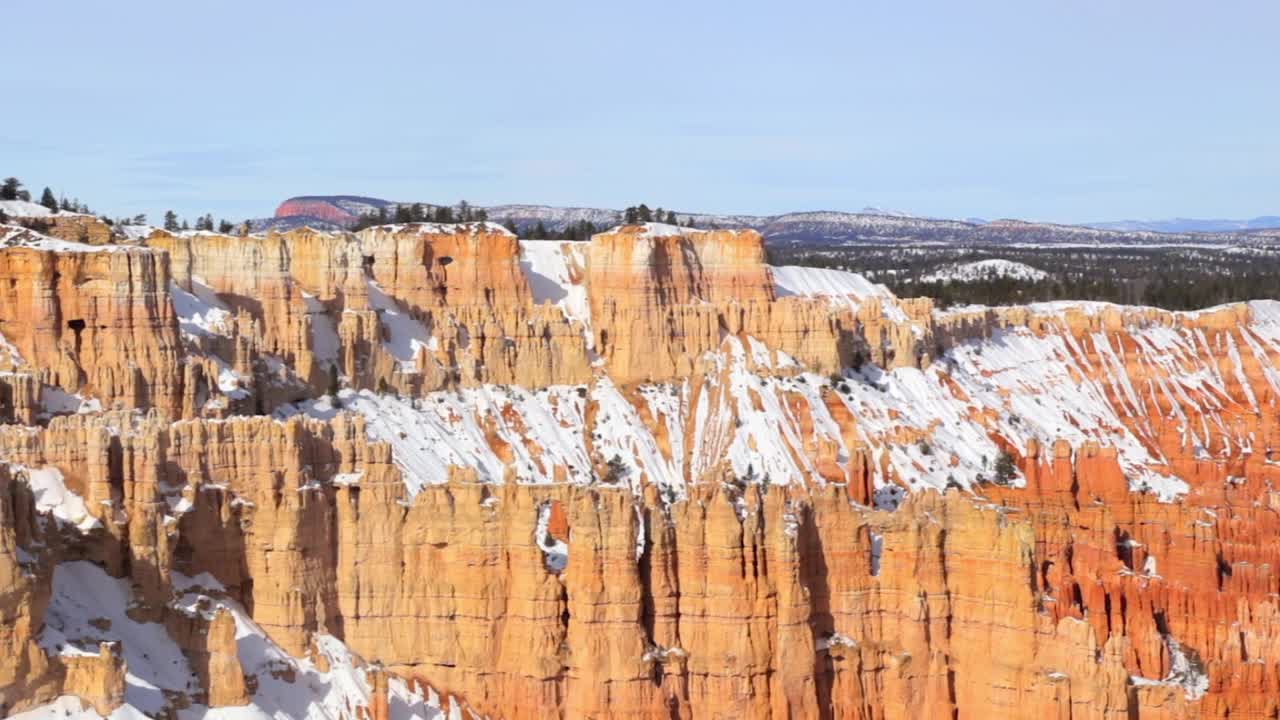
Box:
[1,217,1279,718]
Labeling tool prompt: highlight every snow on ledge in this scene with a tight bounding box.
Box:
[16,464,100,531]
[0,199,93,219]
[519,240,591,327]
[362,221,515,236]
[770,265,907,321]
[0,225,126,253]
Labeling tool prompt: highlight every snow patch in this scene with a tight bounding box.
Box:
[367,281,431,371]
[535,502,568,573]
[519,240,592,329]
[171,281,232,339]
[19,465,101,532]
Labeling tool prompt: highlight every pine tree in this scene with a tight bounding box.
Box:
[218,219,234,234]
[624,206,639,224]
[39,187,58,213]
[180,220,190,231]
[666,210,678,224]
[503,219,519,235]
[604,454,630,484]
[637,204,653,222]
[458,200,471,222]
[393,205,413,223]
[0,177,22,201]
[163,210,180,232]
[994,451,1017,486]
[531,221,548,240]
[432,205,453,223]
[351,207,389,231]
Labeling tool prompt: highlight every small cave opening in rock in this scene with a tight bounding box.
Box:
[67,318,86,352]
[437,256,454,267]
[362,255,375,274]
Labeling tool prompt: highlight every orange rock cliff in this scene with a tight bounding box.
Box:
[1,218,1279,718]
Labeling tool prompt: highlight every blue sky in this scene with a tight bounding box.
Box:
[4,1,1277,225]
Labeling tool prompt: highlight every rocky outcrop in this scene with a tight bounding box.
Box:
[202,609,250,707]
[61,642,127,717]
[0,226,189,417]
[6,214,114,246]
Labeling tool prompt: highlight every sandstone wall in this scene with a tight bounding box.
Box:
[0,229,188,417]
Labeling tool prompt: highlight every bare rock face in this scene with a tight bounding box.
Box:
[583,223,920,382]
[586,224,773,382]
[6,217,1280,718]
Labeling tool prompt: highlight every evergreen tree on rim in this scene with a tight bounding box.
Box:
[39,187,58,213]
[0,177,23,201]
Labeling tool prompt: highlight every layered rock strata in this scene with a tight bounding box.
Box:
[1,219,1279,718]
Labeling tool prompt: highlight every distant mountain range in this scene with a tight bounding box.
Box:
[260,195,1280,246]
[1085,217,1280,233]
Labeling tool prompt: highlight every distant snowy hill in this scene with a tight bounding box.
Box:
[260,195,1275,247]
[919,259,1049,283]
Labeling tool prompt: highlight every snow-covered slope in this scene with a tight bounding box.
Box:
[257,279,1280,505]
[518,239,591,325]
[919,259,1049,283]
[0,200,92,219]
[771,264,907,321]
[16,561,457,720]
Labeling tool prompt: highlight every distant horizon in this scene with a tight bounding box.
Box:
[6,180,1280,233]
